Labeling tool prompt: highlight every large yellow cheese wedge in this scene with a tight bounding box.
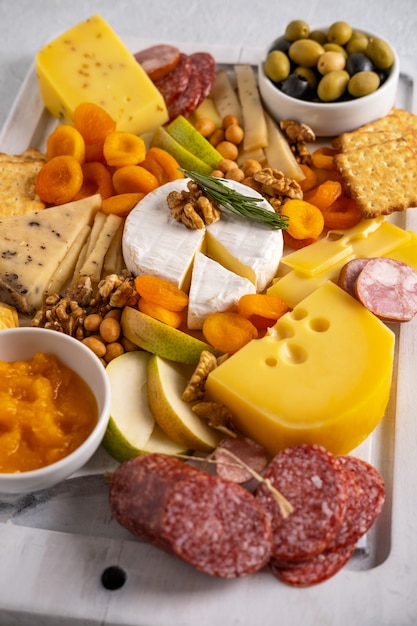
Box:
[36,15,168,134]
[206,281,395,456]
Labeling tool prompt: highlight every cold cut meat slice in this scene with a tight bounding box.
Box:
[109,453,273,578]
[270,542,357,587]
[153,52,193,106]
[354,256,417,322]
[166,65,203,121]
[134,44,181,81]
[327,455,385,550]
[214,436,269,484]
[255,444,348,561]
[190,52,217,107]
[338,257,371,298]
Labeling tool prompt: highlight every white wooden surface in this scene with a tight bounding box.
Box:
[0,9,417,625]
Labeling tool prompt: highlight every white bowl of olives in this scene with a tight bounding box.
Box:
[258,20,400,137]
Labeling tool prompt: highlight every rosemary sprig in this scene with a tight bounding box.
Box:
[181,169,289,230]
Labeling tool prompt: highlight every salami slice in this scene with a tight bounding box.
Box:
[338,257,371,298]
[134,44,181,81]
[270,542,357,587]
[166,65,203,121]
[190,52,217,107]
[153,52,193,106]
[327,455,385,550]
[255,444,348,561]
[109,453,273,578]
[214,437,269,484]
[354,256,417,322]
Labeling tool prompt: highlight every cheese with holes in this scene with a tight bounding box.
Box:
[206,281,395,456]
[122,179,283,292]
[0,195,101,315]
[36,15,168,134]
[187,253,256,329]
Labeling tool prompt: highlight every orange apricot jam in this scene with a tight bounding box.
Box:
[0,351,98,473]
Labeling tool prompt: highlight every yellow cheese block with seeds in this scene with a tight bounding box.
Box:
[36,15,168,134]
[206,281,395,456]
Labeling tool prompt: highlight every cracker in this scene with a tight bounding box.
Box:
[0,151,46,217]
[332,112,409,150]
[334,138,417,218]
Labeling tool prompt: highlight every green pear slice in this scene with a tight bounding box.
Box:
[102,351,185,462]
[166,115,222,170]
[147,354,221,452]
[121,306,221,365]
[151,126,213,175]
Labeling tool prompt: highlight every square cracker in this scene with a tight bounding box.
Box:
[0,150,46,217]
[334,138,417,218]
[332,111,410,150]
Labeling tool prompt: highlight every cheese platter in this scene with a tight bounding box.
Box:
[0,28,417,625]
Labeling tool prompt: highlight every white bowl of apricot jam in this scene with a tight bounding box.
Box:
[0,327,111,494]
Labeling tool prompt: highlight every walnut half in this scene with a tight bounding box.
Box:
[167,181,221,229]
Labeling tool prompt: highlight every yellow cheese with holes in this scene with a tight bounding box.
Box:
[206,281,395,456]
[36,15,168,134]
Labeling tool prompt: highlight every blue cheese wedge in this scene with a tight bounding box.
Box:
[0,194,101,315]
[187,252,256,329]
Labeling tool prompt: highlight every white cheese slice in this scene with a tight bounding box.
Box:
[187,252,256,329]
[122,181,206,291]
[122,178,283,295]
[206,181,283,292]
[0,194,101,315]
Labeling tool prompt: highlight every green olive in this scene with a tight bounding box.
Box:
[327,21,353,46]
[264,50,291,82]
[289,39,325,67]
[366,37,394,70]
[309,30,327,45]
[345,31,369,55]
[285,19,310,42]
[317,70,350,101]
[294,66,318,89]
[323,43,348,59]
[348,71,381,97]
[317,51,346,75]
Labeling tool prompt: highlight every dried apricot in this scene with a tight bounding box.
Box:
[74,162,114,200]
[140,146,184,185]
[237,294,289,329]
[298,163,318,192]
[282,230,318,250]
[281,198,324,240]
[138,298,184,329]
[134,275,188,311]
[103,131,146,167]
[73,102,116,145]
[113,165,159,195]
[303,179,343,211]
[321,195,362,230]
[311,146,339,170]
[101,192,144,216]
[46,125,85,163]
[202,311,258,353]
[35,155,83,205]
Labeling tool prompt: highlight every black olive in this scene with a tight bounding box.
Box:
[346,52,374,75]
[270,36,291,54]
[279,73,310,99]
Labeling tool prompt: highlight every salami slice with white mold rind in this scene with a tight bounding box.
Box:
[134,44,181,81]
[354,256,417,322]
[153,52,193,106]
[255,444,349,562]
[109,453,273,578]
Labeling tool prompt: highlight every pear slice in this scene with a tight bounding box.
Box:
[121,306,221,365]
[166,115,222,170]
[147,354,221,452]
[102,351,186,462]
[151,126,213,175]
